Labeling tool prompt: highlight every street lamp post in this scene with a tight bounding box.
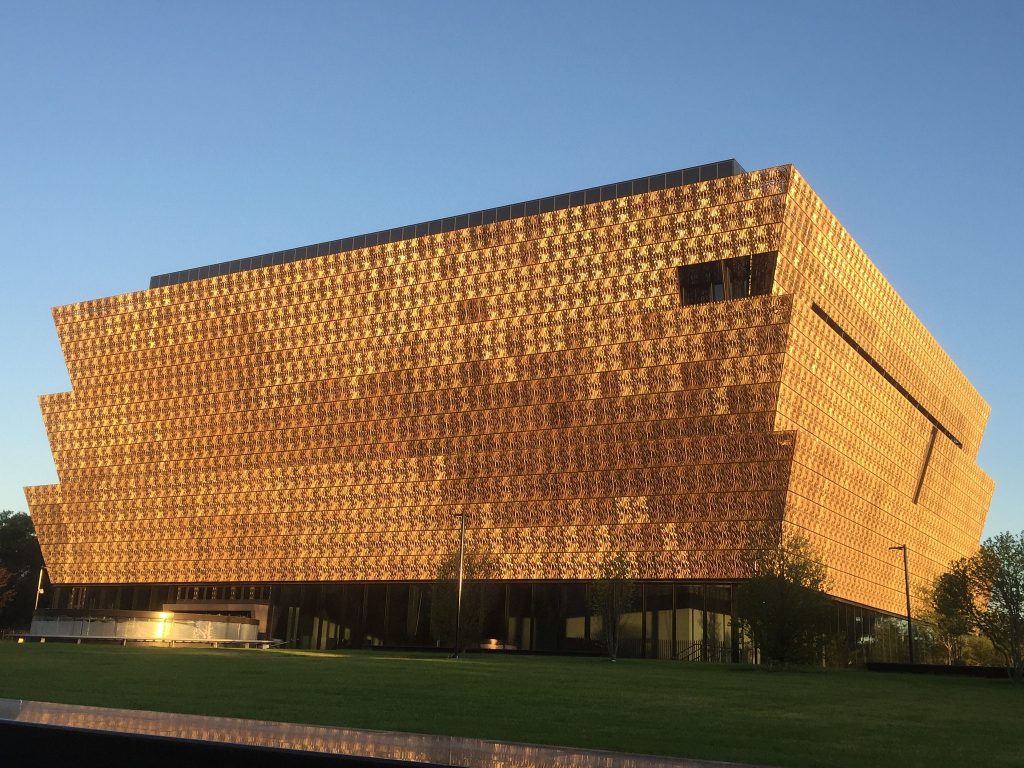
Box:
[33,566,47,613]
[888,544,914,664]
[452,511,467,659]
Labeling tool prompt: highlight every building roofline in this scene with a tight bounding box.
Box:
[148,159,746,289]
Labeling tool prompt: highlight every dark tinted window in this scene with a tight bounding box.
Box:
[751,251,776,295]
[678,252,777,307]
[724,255,750,299]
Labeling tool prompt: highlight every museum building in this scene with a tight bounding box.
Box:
[25,160,993,657]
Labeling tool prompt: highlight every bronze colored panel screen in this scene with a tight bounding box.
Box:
[26,163,993,617]
[773,169,993,614]
[28,168,794,587]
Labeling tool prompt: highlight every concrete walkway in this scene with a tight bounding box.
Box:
[0,697,765,768]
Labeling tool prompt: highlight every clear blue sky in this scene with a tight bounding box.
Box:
[1,2,1020,538]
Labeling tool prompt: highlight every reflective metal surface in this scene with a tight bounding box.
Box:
[30,608,258,642]
[25,163,993,615]
[0,698,758,768]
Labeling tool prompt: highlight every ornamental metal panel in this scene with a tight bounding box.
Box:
[25,164,993,616]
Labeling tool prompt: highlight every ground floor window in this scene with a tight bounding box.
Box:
[47,580,886,661]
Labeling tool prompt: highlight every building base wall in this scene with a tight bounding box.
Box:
[46,580,892,662]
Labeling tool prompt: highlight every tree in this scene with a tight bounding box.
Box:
[735,533,832,665]
[0,564,16,612]
[937,531,1024,681]
[590,551,637,660]
[0,511,44,629]
[962,633,1004,667]
[429,549,498,653]
[922,572,973,665]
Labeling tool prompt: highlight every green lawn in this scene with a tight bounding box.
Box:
[0,644,1020,767]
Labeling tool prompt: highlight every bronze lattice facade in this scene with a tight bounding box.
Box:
[26,161,993,618]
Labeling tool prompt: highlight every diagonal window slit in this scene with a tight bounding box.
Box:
[810,303,962,452]
[913,426,939,504]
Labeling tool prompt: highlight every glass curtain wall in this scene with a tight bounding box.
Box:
[49,581,769,659]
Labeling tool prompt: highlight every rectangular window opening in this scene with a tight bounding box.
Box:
[678,252,776,307]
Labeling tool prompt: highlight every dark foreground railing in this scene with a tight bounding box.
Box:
[0,720,444,768]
